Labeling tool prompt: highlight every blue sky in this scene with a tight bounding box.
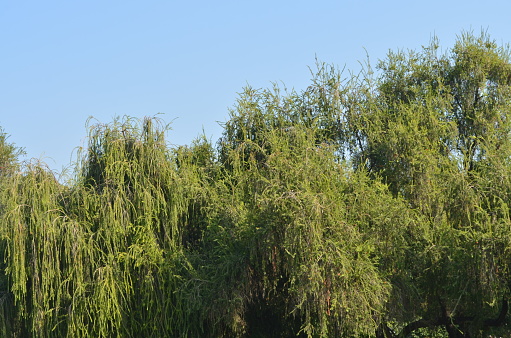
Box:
[1,1,510,173]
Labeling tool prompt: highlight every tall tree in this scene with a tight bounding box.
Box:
[360,32,511,337]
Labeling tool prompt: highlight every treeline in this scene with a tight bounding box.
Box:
[1,32,511,337]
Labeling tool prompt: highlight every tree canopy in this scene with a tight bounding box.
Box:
[1,31,511,337]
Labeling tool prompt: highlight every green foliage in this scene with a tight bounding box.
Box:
[0,128,23,176]
[359,31,511,337]
[1,31,511,337]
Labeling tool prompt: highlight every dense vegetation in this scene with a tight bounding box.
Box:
[1,32,511,337]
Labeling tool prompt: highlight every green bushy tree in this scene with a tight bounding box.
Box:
[1,31,511,338]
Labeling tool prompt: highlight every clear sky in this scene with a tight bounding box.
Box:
[1,1,510,173]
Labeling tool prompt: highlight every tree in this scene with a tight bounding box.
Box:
[358,32,511,337]
[1,31,511,337]
[0,129,23,336]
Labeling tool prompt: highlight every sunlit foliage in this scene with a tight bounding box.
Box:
[1,31,511,337]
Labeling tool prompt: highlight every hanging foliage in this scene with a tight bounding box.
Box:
[1,31,511,337]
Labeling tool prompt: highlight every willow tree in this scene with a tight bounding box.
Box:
[2,31,511,338]
[353,32,511,337]
[0,117,207,337]
[0,129,24,336]
[201,77,423,336]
